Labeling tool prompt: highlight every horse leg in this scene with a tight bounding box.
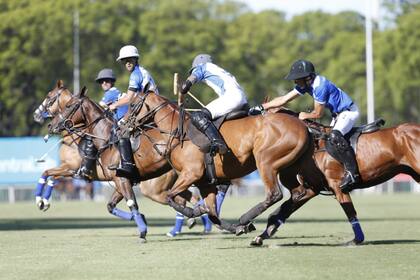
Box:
[235,169,284,236]
[139,170,178,205]
[35,173,48,210]
[107,190,133,220]
[166,211,185,237]
[117,178,148,242]
[36,177,57,212]
[250,186,317,246]
[35,165,75,211]
[166,171,208,218]
[330,181,364,245]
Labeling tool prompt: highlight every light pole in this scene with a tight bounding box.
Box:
[365,0,375,123]
[73,10,80,95]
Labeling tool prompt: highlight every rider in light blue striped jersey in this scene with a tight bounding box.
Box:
[180,54,248,184]
[249,60,361,192]
[180,54,248,155]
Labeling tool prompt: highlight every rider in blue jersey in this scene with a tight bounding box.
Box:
[249,60,361,191]
[75,68,128,181]
[108,45,158,179]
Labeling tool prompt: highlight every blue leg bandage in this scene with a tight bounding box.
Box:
[35,176,48,197]
[111,208,134,220]
[132,209,147,233]
[350,217,364,242]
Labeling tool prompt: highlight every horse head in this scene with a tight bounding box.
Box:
[48,86,89,134]
[48,86,112,139]
[33,80,73,124]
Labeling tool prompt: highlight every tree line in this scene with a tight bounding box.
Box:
[0,0,419,136]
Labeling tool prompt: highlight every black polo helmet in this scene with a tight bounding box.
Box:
[284,60,316,80]
[95,68,116,83]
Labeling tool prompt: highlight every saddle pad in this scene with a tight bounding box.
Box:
[187,116,226,153]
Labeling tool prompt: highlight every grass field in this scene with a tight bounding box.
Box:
[1,194,419,280]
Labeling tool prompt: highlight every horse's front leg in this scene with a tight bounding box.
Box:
[166,171,206,218]
[234,167,286,236]
[107,190,133,220]
[329,178,364,245]
[35,165,74,211]
[116,177,148,243]
[250,186,317,246]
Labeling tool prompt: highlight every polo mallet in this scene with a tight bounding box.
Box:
[173,73,205,110]
[36,138,63,162]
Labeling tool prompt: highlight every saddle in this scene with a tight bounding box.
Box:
[187,104,250,153]
[187,104,249,185]
[346,118,385,153]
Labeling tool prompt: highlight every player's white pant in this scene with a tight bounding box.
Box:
[330,103,360,135]
[205,90,248,119]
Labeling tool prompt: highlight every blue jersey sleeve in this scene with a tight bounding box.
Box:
[128,71,142,92]
[312,85,328,104]
[101,89,119,105]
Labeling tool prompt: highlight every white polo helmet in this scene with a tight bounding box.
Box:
[116,45,140,61]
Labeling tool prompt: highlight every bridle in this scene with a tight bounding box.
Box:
[34,87,66,122]
[50,96,112,142]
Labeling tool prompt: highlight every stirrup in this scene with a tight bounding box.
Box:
[74,168,93,181]
[211,140,228,155]
[340,172,360,193]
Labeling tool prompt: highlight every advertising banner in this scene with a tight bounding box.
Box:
[0,137,60,185]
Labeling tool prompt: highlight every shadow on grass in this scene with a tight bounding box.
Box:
[216,239,420,250]
[265,239,420,248]
[1,216,419,231]
[0,217,194,231]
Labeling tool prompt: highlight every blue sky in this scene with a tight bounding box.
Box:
[236,0,381,19]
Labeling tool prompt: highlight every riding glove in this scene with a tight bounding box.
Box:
[180,80,192,95]
[248,105,265,116]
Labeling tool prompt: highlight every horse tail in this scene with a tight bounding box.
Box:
[395,123,420,181]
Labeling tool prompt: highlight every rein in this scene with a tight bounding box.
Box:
[128,92,187,168]
[54,97,111,142]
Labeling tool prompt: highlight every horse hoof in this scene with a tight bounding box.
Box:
[235,225,246,236]
[42,203,50,212]
[344,239,363,246]
[247,222,256,233]
[266,224,278,237]
[187,218,196,229]
[37,201,44,211]
[166,231,178,237]
[235,222,256,236]
[250,236,264,247]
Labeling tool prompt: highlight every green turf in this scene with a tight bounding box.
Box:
[1,194,419,280]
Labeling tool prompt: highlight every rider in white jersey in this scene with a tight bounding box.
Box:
[249,60,361,191]
[180,54,248,155]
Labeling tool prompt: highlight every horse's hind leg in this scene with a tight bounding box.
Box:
[116,178,148,242]
[330,182,364,245]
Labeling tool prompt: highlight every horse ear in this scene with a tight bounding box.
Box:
[78,86,88,97]
[57,80,64,88]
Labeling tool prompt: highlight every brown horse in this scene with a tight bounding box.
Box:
[251,109,420,246]
[34,81,198,241]
[47,87,373,244]
[116,90,314,234]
